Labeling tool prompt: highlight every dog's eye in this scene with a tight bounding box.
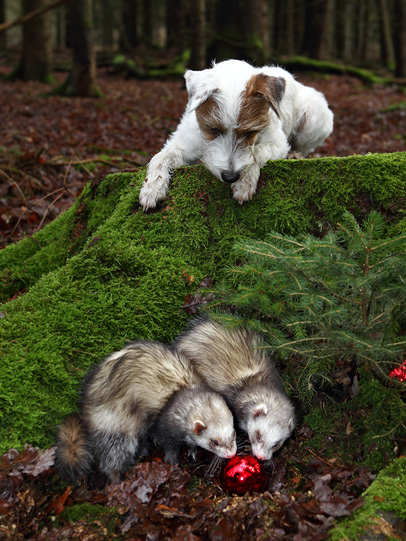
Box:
[210,127,223,137]
[245,130,257,139]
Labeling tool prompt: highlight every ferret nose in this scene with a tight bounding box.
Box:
[221,171,240,184]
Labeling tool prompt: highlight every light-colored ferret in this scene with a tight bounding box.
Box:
[56,340,237,483]
[175,318,295,461]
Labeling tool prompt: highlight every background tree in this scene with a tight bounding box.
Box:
[393,0,406,77]
[99,0,118,51]
[1,0,405,77]
[14,0,53,82]
[145,0,166,48]
[377,0,395,67]
[240,0,270,63]
[301,0,334,59]
[190,0,206,70]
[167,0,190,53]
[60,0,101,96]
[0,0,5,51]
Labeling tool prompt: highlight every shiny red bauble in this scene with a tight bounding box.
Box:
[220,455,267,495]
[389,360,406,382]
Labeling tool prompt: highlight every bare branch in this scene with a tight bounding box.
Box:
[0,0,69,34]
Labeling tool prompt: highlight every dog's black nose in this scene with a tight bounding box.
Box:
[221,172,240,184]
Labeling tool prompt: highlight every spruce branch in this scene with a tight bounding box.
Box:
[209,210,406,394]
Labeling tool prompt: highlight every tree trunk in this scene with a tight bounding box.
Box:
[16,0,53,82]
[340,0,356,62]
[63,0,101,97]
[377,0,395,67]
[190,0,206,70]
[285,0,295,56]
[55,2,66,49]
[267,0,275,57]
[145,0,166,48]
[167,0,189,51]
[0,0,5,50]
[393,0,406,77]
[120,0,138,52]
[301,0,333,59]
[240,0,270,63]
[99,0,116,50]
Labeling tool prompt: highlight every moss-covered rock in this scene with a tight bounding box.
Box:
[0,152,405,453]
[329,456,406,540]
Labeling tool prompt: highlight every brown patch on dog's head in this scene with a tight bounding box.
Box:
[195,96,226,141]
[237,74,286,144]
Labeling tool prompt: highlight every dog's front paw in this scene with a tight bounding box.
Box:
[231,166,260,203]
[139,180,161,210]
[139,173,169,211]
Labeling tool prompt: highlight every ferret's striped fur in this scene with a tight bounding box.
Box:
[175,318,295,460]
[56,340,236,483]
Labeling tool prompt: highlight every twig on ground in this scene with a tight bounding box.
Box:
[36,162,72,232]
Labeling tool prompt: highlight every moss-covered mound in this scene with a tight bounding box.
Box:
[329,456,406,540]
[0,152,405,453]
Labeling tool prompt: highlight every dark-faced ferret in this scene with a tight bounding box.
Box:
[175,318,295,461]
[56,340,237,483]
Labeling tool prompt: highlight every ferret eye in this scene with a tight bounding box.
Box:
[256,431,263,443]
[211,439,219,447]
[272,442,281,450]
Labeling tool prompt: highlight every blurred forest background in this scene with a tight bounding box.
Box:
[0,0,405,246]
[1,0,406,94]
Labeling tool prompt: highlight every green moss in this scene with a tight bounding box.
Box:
[0,201,80,302]
[347,373,406,470]
[61,502,116,522]
[0,175,131,302]
[300,373,406,469]
[60,502,118,534]
[303,405,340,455]
[329,457,406,540]
[281,56,388,84]
[0,153,405,453]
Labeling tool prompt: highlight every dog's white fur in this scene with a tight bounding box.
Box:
[139,59,333,210]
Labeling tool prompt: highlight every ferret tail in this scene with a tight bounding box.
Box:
[55,413,93,482]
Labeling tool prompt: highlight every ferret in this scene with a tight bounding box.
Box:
[56,340,237,483]
[175,318,295,461]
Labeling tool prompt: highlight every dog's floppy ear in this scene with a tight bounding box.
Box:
[254,74,286,118]
[185,69,217,112]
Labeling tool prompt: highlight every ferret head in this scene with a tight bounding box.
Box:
[189,393,237,460]
[246,401,295,461]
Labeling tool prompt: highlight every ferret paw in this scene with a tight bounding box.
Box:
[287,151,304,159]
[163,451,179,465]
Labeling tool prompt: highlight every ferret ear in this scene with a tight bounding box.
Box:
[254,74,286,118]
[288,416,295,432]
[185,69,217,112]
[253,404,268,419]
[193,420,207,435]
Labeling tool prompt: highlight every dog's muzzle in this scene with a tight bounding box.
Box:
[221,171,240,184]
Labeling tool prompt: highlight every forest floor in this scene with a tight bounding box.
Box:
[1,65,406,247]
[1,65,406,539]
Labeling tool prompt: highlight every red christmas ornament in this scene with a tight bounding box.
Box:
[220,455,267,495]
[389,360,406,382]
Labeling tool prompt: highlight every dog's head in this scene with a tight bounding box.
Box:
[185,62,286,184]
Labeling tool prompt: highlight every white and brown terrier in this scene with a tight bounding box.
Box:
[139,59,333,210]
